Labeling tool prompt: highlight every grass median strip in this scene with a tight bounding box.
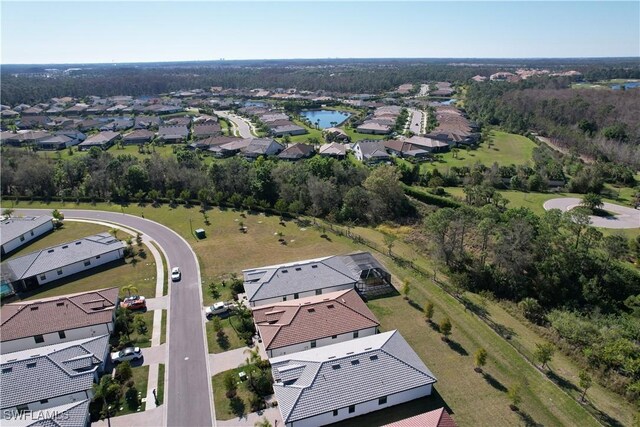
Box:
[160,309,167,345]
[157,363,166,406]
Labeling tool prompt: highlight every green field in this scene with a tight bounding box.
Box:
[37,143,178,162]
[116,364,149,415]
[129,310,154,348]
[212,368,256,420]
[206,316,245,354]
[422,131,538,172]
[11,200,625,426]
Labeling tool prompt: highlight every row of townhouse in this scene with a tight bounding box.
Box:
[238,106,307,137]
[356,105,403,135]
[242,253,456,427]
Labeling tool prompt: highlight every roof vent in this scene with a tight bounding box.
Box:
[2,368,12,374]
[328,356,336,360]
[346,352,354,355]
[327,304,334,309]
[364,347,372,350]
[332,364,341,370]
[30,306,39,311]
[75,241,81,245]
[295,267,302,271]
[311,265,318,269]
[351,360,360,365]
[62,245,68,249]
[282,269,288,273]
[307,308,315,313]
[370,355,378,361]
[26,362,37,368]
[47,249,54,253]
[56,302,64,307]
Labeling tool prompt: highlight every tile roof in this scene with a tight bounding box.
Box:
[1,216,53,245]
[270,330,437,423]
[122,129,155,141]
[242,138,283,155]
[382,408,457,427]
[3,400,91,427]
[319,142,347,156]
[2,233,125,282]
[253,289,379,351]
[79,131,120,146]
[277,143,315,160]
[0,287,118,342]
[243,255,357,303]
[0,336,108,408]
[356,140,390,160]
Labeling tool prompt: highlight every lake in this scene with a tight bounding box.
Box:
[611,82,640,90]
[300,110,351,129]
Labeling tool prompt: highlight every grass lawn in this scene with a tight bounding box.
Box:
[424,131,538,172]
[4,221,109,260]
[342,126,387,142]
[160,309,167,345]
[115,364,149,416]
[19,243,156,301]
[465,294,637,427]
[283,118,324,143]
[442,187,639,239]
[37,144,178,162]
[157,363,165,405]
[129,310,154,348]
[12,200,618,426]
[149,240,169,296]
[206,316,246,354]
[212,368,255,421]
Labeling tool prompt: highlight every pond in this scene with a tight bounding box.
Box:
[300,109,351,129]
[611,82,640,90]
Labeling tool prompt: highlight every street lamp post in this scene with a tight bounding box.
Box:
[106,405,112,427]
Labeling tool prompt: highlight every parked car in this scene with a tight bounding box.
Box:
[171,267,181,282]
[120,295,146,310]
[205,302,230,319]
[111,347,142,364]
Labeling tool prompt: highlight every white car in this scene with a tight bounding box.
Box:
[171,267,181,282]
[205,302,229,319]
[111,347,142,364]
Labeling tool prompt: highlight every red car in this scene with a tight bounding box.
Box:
[120,295,146,310]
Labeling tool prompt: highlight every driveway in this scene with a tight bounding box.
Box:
[15,209,213,427]
[543,198,640,229]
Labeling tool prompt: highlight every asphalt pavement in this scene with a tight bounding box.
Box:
[15,209,214,427]
[216,111,254,138]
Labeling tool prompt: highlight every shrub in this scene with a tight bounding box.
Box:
[125,386,140,410]
[114,361,133,384]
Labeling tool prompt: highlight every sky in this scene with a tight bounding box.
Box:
[1,1,639,64]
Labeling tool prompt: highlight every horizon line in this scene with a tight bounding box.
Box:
[3,56,639,67]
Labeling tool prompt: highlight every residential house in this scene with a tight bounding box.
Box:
[271,124,307,137]
[0,287,119,353]
[0,215,54,256]
[352,140,390,163]
[260,113,290,123]
[0,335,110,418]
[99,117,133,132]
[253,289,380,358]
[192,123,222,139]
[356,122,392,135]
[1,233,125,294]
[122,129,155,145]
[243,252,391,307]
[134,115,161,129]
[62,104,88,116]
[382,139,430,159]
[318,142,347,159]
[270,330,437,427]
[323,127,349,142]
[21,106,44,116]
[210,138,252,158]
[2,400,91,427]
[188,135,241,150]
[382,408,457,427]
[17,116,50,130]
[277,143,315,161]
[0,109,19,119]
[36,131,85,150]
[78,131,120,150]
[163,116,191,127]
[241,138,284,159]
[0,130,51,147]
[158,125,189,143]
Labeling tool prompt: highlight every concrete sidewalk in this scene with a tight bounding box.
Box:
[92,406,164,427]
[216,406,282,427]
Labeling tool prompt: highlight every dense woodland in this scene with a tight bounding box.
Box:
[465,80,640,168]
[2,58,639,105]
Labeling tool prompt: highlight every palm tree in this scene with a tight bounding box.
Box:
[2,208,14,218]
[121,284,138,297]
[244,347,261,367]
[109,228,119,240]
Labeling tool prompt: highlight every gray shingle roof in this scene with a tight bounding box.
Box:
[0,216,53,245]
[243,255,358,303]
[4,399,91,427]
[270,330,437,423]
[2,233,125,281]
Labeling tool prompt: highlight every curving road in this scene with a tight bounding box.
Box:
[15,209,213,427]
[215,110,254,139]
[543,198,640,229]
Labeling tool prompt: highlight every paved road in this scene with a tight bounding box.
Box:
[216,111,254,138]
[543,198,640,229]
[408,108,424,135]
[15,209,213,427]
